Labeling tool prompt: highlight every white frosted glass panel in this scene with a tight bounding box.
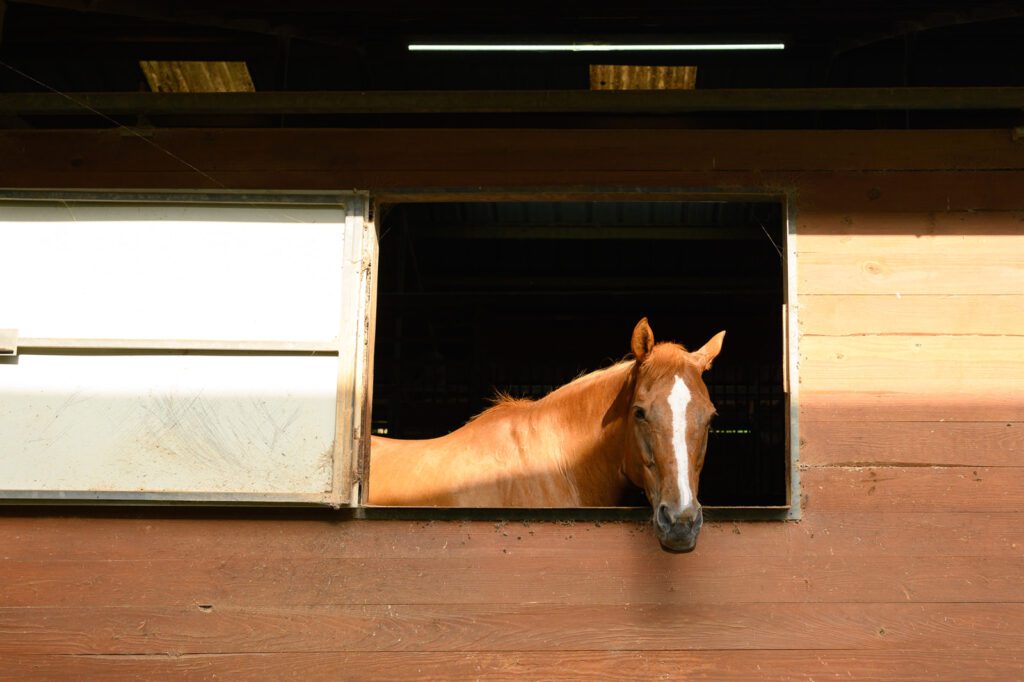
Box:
[0,203,347,343]
[0,354,337,494]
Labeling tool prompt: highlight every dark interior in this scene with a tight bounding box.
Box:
[371,200,786,507]
[2,3,1024,130]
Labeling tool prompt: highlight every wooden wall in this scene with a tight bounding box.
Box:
[1,128,1022,679]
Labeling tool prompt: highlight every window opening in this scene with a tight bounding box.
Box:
[370,199,787,509]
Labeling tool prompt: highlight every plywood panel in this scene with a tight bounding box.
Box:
[803,466,1024,513]
[4,555,1021,608]
[5,650,1022,682]
[3,513,1022,562]
[799,335,1024,393]
[3,603,1022,655]
[798,295,1024,336]
[801,420,1022,466]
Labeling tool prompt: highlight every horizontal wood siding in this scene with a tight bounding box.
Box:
[1,127,1022,679]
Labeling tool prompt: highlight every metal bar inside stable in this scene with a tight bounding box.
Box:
[1,87,1024,116]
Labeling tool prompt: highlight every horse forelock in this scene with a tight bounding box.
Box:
[636,342,696,382]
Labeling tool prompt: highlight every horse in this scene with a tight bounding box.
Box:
[368,318,725,552]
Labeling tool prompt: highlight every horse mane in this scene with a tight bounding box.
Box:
[466,340,692,425]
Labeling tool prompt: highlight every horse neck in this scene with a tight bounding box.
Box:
[533,360,637,505]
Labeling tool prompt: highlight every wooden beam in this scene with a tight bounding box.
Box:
[2,87,1024,116]
[412,224,763,240]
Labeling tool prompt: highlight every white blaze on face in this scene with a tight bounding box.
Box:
[667,375,694,509]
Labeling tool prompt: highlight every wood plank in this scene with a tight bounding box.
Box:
[2,603,1022,654]
[797,248,1024,295]
[9,87,1024,115]
[796,210,1024,237]
[802,466,1024,513]
[799,391,1024,422]
[799,335,1024,393]
[2,129,1024,174]
[793,172,1024,213]
[798,295,1024,336]
[4,650,1022,682]
[801,420,1023,466]
[2,554,1021,608]
[2,512,1022,562]
[2,167,1024,216]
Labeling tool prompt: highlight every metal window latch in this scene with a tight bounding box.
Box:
[0,329,17,356]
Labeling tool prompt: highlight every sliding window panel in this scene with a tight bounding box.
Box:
[0,192,375,504]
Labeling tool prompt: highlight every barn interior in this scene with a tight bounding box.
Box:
[1,2,1023,130]
[372,200,786,507]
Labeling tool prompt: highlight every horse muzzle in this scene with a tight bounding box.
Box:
[654,503,703,553]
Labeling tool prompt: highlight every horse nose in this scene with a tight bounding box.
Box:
[656,503,702,535]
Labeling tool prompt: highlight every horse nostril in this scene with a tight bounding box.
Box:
[656,504,674,532]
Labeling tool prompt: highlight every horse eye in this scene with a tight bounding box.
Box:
[633,406,647,421]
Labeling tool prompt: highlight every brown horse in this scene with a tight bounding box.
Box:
[369,318,725,552]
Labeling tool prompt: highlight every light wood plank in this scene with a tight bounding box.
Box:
[5,650,1022,682]
[798,295,1024,336]
[799,335,1024,393]
[797,247,1024,295]
[2,603,1022,654]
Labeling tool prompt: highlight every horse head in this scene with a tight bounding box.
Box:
[622,318,725,553]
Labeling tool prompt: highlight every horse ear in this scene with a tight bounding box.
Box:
[631,318,655,363]
[694,330,726,372]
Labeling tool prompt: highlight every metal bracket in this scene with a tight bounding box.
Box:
[0,329,17,356]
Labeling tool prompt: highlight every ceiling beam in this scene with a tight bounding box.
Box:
[410,224,764,240]
[1,87,1024,116]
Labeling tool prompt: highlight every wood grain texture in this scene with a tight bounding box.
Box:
[4,650,1022,682]
[800,420,1022,466]
[802,466,1024,513]
[2,603,1022,655]
[2,167,1023,212]
[1,129,1023,174]
[797,248,1024,295]
[796,209,1024,237]
[799,391,1024,422]
[3,512,1022,562]
[798,295,1024,336]
[4,554,1020,608]
[799,335,1024,393]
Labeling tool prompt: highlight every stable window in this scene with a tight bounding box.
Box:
[368,198,793,515]
[0,191,374,504]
